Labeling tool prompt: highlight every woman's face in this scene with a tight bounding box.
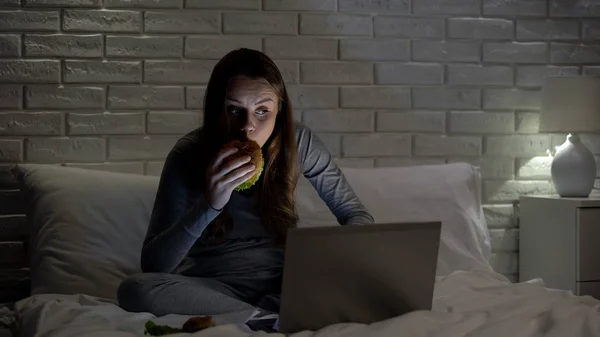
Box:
[224,76,279,147]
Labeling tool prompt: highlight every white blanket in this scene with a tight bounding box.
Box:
[13,270,600,337]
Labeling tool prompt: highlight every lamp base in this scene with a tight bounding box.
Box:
[551,134,597,198]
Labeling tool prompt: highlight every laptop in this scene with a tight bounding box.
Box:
[276,222,442,333]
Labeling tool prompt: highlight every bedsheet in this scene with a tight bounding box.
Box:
[13,270,600,337]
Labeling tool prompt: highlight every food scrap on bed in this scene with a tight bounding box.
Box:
[144,316,215,336]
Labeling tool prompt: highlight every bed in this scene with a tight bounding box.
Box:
[4,162,600,337]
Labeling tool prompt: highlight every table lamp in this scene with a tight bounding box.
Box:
[539,76,600,198]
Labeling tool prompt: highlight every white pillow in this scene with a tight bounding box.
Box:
[14,162,491,301]
[295,163,494,277]
[12,164,159,301]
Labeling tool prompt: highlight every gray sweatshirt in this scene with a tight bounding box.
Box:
[141,122,374,279]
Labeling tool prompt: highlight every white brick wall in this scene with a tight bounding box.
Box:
[2,0,600,293]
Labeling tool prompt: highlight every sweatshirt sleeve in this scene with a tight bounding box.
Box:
[140,145,222,273]
[296,124,374,226]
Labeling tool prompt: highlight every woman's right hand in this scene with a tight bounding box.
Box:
[204,147,256,211]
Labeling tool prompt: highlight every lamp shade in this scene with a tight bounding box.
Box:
[539,76,600,133]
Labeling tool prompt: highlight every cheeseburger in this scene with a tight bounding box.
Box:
[222,139,264,191]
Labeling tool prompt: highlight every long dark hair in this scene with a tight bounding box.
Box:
[201,48,299,245]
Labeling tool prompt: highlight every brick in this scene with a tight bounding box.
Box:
[583,20,600,39]
[0,112,62,135]
[516,20,580,40]
[490,228,518,251]
[0,10,59,31]
[485,180,554,203]
[341,86,410,109]
[0,60,59,83]
[25,86,104,109]
[0,35,20,57]
[106,36,183,58]
[374,16,443,38]
[186,36,261,59]
[186,86,205,109]
[376,111,445,133]
[109,86,184,110]
[300,14,371,36]
[108,136,179,160]
[414,135,481,156]
[0,271,30,302]
[0,242,26,267]
[485,135,550,156]
[315,134,341,156]
[275,61,298,84]
[0,86,21,109]
[376,63,442,85]
[515,66,579,87]
[64,60,141,83]
[490,253,519,272]
[483,42,547,63]
[450,111,514,134]
[579,135,600,154]
[24,34,102,58]
[303,110,374,132]
[145,161,164,176]
[340,39,409,61]
[412,41,480,63]
[105,0,182,8]
[447,64,512,86]
[293,109,302,122]
[224,13,297,35]
[23,0,100,6]
[515,112,539,133]
[66,162,144,175]
[550,43,600,64]
[0,216,27,240]
[185,0,258,9]
[483,204,515,228]
[263,37,337,60]
[147,111,202,134]
[264,0,336,10]
[342,134,411,157]
[413,88,480,110]
[144,61,217,84]
[0,140,22,162]
[483,0,546,16]
[0,0,21,6]
[550,0,600,17]
[336,158,374,168]
[68,112,145,135]
[483,89,541,110]
[517,156,551,179]
[300,62,372,84]
[288,85,338,109]
[413,0,480,14]
[145,11,219,33]
[584,66,600,75]
[550,134,569,149]
[375,157,445,167]
[26,137,106,162]
[338,0,409,13]
[447,18,513,39]
[63,10,141,32]
[449,156,514,180]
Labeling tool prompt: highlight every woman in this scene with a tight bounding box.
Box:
[117,48,374,317]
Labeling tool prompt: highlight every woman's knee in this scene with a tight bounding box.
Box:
[117,273,159,312]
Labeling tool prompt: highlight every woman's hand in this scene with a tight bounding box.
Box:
[204,147,256,210]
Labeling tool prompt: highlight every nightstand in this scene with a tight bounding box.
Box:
[519,195,600,298]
